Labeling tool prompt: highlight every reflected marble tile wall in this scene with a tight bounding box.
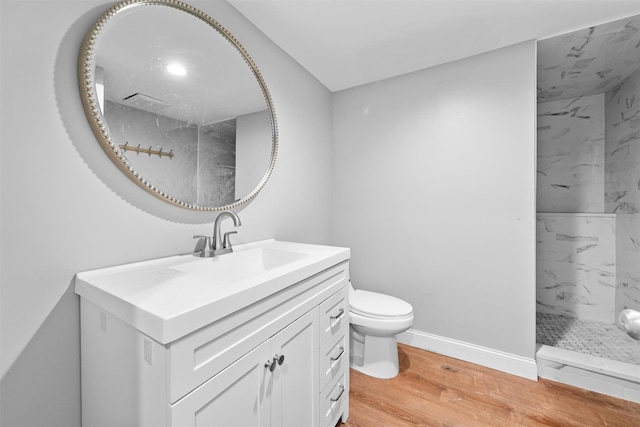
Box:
[537,95,605,212]
[616,214,640,314]
[105,101,236,206]
[537,214,616,323]
[198,120,236,207]
[106,100,199,203]
[605,67,640,214]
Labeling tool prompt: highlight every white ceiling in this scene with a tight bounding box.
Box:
[228,0,640,92]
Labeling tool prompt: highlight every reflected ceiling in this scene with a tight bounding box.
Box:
[97,4,266,125]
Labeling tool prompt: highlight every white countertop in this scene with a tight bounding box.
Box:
[75,239,350,344]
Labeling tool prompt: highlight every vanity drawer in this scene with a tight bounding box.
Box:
[319,324,348,391]
[318,287,348,347]
[319,367,348,427]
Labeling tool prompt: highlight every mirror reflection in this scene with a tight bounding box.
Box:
[80,1,277,210]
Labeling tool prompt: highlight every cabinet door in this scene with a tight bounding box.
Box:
[270,308,319,427]
[170,340,271,427]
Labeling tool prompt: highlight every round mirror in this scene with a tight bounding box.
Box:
[78,0,277,211]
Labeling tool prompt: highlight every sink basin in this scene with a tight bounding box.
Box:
[75,239,350,344]
[170,246,308,283]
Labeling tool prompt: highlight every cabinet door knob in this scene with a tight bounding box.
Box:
[265,359,277,372]
[265,354,284,372]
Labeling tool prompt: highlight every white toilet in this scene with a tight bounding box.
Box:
[348,282,414,379]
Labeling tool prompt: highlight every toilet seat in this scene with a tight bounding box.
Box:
[350,290,413,319]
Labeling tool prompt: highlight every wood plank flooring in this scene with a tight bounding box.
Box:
[339,344,640,427]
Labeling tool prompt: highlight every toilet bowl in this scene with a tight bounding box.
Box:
[348,283,414,379]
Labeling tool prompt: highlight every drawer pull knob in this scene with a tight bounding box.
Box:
[330,308,345,320]
[277,354,285,366]
[329,308,345,327]
[330,346,345,362]
[330,385,345,402]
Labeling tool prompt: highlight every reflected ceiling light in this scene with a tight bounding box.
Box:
[166,63,187,76]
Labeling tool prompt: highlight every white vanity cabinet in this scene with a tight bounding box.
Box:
[76,240,350,427]
[171,308,318,426]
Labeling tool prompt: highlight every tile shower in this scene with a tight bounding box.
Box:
[536,26,640,396]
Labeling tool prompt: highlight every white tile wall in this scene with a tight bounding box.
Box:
[537,213,616,323]
[616,214,640,314]
[605,68,640,214]
[537,95,605,213]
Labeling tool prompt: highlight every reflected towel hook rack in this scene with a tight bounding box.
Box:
[119,142,174,159]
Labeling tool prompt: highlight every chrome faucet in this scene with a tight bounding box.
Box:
[213,211,241,255]
[193,211,242,257]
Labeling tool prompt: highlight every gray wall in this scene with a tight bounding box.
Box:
[332,41,537,359]
[0,1,333,425]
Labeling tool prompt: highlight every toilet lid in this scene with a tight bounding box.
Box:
[350,290,413,318]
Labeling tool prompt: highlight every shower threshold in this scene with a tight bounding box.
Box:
[537,344,640,403]
[536,313,640,403]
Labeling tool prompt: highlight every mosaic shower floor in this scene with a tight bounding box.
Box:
[536,312,640,365]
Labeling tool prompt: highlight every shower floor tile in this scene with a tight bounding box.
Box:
[536,312,640,365]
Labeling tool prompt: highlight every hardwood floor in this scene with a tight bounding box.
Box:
[339,344,640,427]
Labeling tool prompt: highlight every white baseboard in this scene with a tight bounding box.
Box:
[397,329,538,380]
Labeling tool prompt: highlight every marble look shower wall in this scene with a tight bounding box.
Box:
[616,214,640,313]
[536,16,640,327]
[537,15,640,103]
[605,67,640,213]
[537,213,616,323]
[606,67,640,316]
[537,95,605,212]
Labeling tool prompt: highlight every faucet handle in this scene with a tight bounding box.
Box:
[193,234,211,243]
[222,231,237,250]
[193,234,212,257]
